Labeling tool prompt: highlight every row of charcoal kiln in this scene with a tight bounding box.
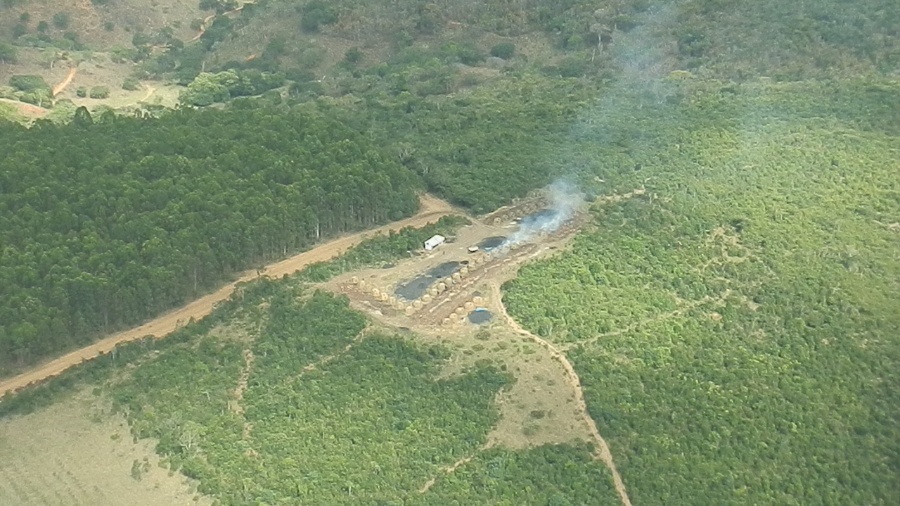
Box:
[348,262,480,316]
[440,296,487,327]
[350,278,405,309]
[483,192,548,225]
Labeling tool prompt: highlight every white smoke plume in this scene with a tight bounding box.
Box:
[502,180,582,249]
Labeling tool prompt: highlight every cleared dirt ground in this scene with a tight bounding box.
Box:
[0,390,210,506]
[325,190,644,506]
[327,200,597,448]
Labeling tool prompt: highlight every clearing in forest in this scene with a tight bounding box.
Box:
[325,188,645,506]
[0,391,210,506]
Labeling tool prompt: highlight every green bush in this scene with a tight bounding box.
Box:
[299,0,337,33]
[9,75,49,93]
[490,42,516,60]
[52,12,70,30]
[297,46,326,68]
[555,56,588,77]
[442,41,483,65]
[12,23,27,38]
[122,77,140,91]
[19,89,51,107]
[36,21,49,33]
[343,47,363,65]
[75,86,87,97]
[88,86,110,99]
[0,42,17,63]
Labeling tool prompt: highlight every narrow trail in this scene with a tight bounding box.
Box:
[490,282,633,506]
[233,347,257,445]
[418,455,476,494]
[190,3,251,42]
[140,86,156,103]
[51,68,77,97]
[562,290,731,351]
[231,348,255,416]
[418,442,493,494]
[0,195,455,398]
[300,331,366,374]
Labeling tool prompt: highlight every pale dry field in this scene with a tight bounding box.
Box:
[0,391,210,506]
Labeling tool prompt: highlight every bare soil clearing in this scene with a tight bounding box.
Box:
[0,97,48,118]
[326,189,645,506]
[493,281,633,506]
[0,390,210,506]
[0,194,453,397]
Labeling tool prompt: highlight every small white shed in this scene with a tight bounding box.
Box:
[424,234,446,251]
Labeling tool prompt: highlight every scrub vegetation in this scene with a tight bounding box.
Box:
[0,0,898,504]
[503,79,900,504]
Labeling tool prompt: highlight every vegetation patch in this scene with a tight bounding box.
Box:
[0,105,419,374]
[415,443,619,505]
[112,290,512,503]
[504,80,900,504]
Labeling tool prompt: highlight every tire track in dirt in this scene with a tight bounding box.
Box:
[0,195,455,398]
[491,281,633,506]
[52,68,77,97]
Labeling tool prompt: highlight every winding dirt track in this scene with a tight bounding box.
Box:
[52,68,77,97]
[491,282,633,506]
[0,195,454,398]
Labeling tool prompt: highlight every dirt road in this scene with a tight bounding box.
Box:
[491,281,633,506]
[52,68,77,97]
[0,195,454,398]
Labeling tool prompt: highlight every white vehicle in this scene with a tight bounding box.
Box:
[424,234,446,251]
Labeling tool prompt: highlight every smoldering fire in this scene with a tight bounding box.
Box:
[502,180,582,249]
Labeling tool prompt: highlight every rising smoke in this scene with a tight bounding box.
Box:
[501,179,583,249]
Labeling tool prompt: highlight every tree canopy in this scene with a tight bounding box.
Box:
[0,105,419,374]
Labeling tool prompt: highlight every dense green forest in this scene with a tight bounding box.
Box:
[504,79,900,503]
[336,76,596,212]
[0,105,419,373]
[417,443,619,505]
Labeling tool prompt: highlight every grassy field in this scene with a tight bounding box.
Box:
[0,390,209,506]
